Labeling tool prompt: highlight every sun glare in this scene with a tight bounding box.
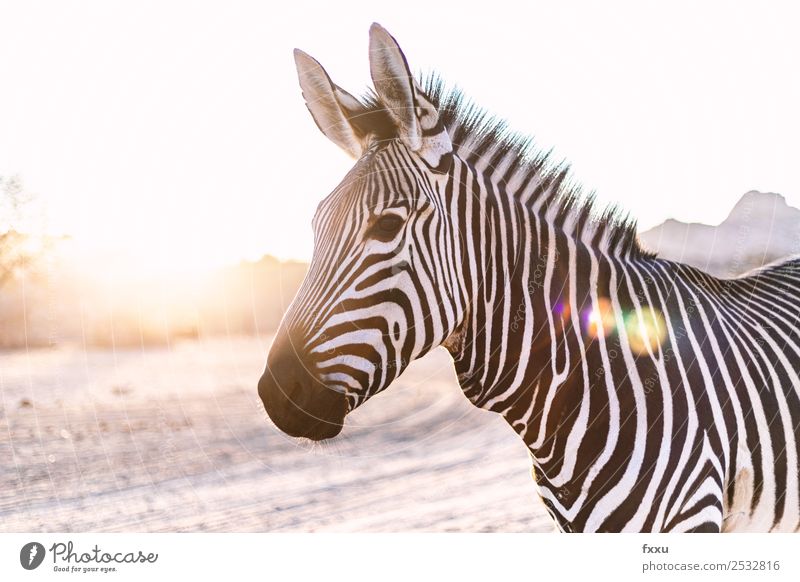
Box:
[581,299,668,355]
[625,307,668,355]
[584,298,616,339]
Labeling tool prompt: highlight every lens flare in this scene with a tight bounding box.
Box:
[553,300,571,323]
[584,298,616,338]
[625,307,667,354]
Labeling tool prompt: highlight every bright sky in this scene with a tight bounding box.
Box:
[1,1,798,271]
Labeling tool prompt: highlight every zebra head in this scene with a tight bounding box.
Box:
[259,24,466,440]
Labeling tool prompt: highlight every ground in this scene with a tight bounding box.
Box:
[0,338,553,532]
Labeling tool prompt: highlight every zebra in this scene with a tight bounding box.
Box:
[258,23,800,533]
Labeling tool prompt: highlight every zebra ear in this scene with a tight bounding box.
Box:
[368,23,452,169]
[294,49,366,159]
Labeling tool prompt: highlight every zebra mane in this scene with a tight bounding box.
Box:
[354,76,654,260]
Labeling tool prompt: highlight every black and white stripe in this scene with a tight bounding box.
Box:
[264,23,800,532]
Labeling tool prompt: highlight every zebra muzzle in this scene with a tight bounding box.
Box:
[258,337,348,441]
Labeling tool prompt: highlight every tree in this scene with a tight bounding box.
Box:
[0,175,37,288]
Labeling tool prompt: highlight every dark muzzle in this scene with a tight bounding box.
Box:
[258,334,347,441]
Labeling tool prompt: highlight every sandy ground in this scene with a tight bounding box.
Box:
[0,337,554,532]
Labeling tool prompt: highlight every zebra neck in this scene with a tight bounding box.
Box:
[443,153,673,448]
[444,154,588,412]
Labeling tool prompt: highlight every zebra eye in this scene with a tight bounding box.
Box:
[378,215,403,232]
[369,214,404,240]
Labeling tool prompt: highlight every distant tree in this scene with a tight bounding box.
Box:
[0,175,38,288]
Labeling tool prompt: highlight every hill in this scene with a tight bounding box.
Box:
[638,191,800,277]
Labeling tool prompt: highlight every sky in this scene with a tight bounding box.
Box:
[1,0,798,271]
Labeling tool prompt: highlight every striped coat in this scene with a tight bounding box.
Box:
[258,23,800,532]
